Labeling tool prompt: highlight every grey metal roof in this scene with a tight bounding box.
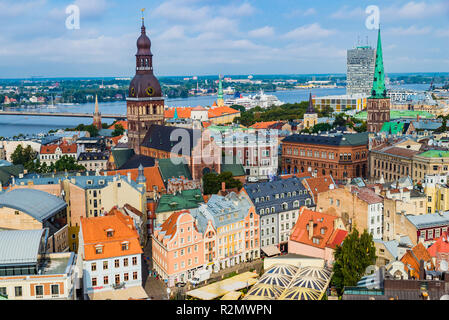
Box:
[0,189,67,222]
[0,229,46,266]
[406,211,449,229]
[244,177,313,215]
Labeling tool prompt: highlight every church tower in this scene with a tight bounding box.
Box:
[367,29,390,133]
[127,13,165,154]
[93,95,102,130]
[303,93,318,130]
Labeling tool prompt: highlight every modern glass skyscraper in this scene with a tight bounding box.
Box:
[346,46,375,96]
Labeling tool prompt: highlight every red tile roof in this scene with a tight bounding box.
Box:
[158,210,189,241]
[40,143,77,154]
[302,175,337,201]
[108,120,128,130]
[106,167,165,193]
[289,207,347,249]
[208,106,240,119]
[164,107,192,119]
[250,121,279,129]
[428,232,449,257]
[81,211,142,261]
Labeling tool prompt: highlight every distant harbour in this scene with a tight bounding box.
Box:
[0,84,434,138]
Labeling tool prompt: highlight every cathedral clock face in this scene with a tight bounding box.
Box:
[146,86,155,96]
[130,87,136,97]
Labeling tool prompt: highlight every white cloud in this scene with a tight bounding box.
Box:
[383,1,449,20]
[283,23,335,40]
[219,2,255,17]
[157,26,186,41]
[331,6,364,19]
[387,25,432,36]
[285,8,316,18]
[0,0,47,17]
[248,26,275,38]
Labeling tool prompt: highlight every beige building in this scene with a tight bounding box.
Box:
[9,172,147,253]
[0,230,78,300]
[77,152,108,172]
[316,185,384,239]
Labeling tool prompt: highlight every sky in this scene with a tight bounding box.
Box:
[0,0,448,78]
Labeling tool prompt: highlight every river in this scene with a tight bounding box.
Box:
[0,84,435,138]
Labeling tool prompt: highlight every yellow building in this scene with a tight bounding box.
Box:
[313,94,367,113]
[423,174,449,214]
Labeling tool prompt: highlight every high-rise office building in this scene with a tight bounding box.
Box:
[346,45,375,96]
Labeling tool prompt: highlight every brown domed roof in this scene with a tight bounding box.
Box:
[137,25,152,56]
[129,74,162,98]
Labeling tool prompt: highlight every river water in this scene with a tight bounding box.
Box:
[0,84,433,138]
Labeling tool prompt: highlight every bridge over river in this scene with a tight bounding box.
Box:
[0,111,127,120]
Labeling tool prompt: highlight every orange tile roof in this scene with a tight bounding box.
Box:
[164,107,192,119]
[81,210,142,261]
[158,210,189,241]
[289,207,347,249]
[302,175,337,202]
[208,106,240,119]
[109,135,124,146]
[250,121,278,129]
[40,143,77,154]
[400,242,434,279]
[106,167,165,193]
[108,120,128,130]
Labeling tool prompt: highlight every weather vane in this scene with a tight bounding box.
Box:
[141,8,145,24]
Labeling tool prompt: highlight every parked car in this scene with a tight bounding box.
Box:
[175,282,186,287]
[189,269,211,286]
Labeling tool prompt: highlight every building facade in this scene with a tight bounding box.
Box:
[243,177,314,252]
[79,211,144,299]
[346,46,375,96]
[281,132,369,181]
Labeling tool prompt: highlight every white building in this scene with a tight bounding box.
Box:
[78,211,147,300]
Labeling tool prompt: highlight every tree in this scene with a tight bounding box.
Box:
[202,172,243,195]
[230,105,246,113]
[11,145,37,166]
[112,124,125,137]
[311,123,332,134]
[331,228,376,296]
[52,156,86,172]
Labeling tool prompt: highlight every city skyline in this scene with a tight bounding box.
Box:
[0,0,448,78]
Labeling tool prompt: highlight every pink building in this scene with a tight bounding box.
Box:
[152,210,205,287]
[288,207,347,266]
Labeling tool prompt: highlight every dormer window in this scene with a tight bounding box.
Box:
[121,242,129,251]
[106,229,114,237]
[95,245,103,254]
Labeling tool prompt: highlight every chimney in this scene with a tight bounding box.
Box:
[127,172,132,183]
[308,220,314,240]
[221,182,226,192]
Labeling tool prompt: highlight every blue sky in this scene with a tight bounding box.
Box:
[0,0,448,78]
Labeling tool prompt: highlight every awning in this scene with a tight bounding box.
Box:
[88,286,149,300]
[261,245,281,257]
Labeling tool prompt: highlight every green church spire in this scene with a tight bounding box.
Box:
[370,28,387,99]
[218,75,224,100]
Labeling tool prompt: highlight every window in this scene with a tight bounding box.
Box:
[133,272,138,280]
[92,278,97,286]
[115,259,120,268]
[14,286,22,297]
[103,261,108,270]
[95,246,103,254]
[51,285,59,296]
[124,273,129,281]
[122,242,129,251]
[91,263,97,271]
[35,285,44,297]
[104,276,109,285]
[428,229,434,239]
[123,258,129,267]
[115,274,120,285]
[132,257,137,265]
